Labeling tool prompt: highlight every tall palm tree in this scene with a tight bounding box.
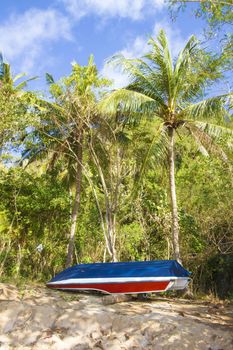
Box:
[32,56,109,267]
[99,30,233,263]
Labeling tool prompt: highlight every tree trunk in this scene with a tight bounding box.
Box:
[89,141,118,262]
[168,127,181,264]
[106,208,117,262]
[66,133,83,268]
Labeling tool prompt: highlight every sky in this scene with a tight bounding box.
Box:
[0,0,219,92]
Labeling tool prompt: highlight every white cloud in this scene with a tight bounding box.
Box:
[101,65,129,89]
[101,35,149,88]
[101,19,190,88]
[122,19,189,59]
[121,36,148,59]
[61,0,165,20]
[0,8,73,73]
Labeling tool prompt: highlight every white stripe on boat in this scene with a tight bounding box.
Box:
[47,281,176,294]
[47,276,189,285]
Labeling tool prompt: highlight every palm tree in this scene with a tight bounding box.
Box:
[99,30,233,264]
[0,52,37,92]
[32,56,109,267]
[0,52,37,154]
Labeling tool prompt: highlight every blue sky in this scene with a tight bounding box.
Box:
[0,0,219,92]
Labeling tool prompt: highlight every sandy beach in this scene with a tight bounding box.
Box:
[0,283,232,350]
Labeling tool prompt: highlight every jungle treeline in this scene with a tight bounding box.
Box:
[0,3,233,299]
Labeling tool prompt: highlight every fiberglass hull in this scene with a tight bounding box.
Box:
[47,260,190,294]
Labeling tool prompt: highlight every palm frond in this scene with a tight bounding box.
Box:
[146,30,173,102]
[173,37,222,104]
[15,76,39,90]
[181,93,233,121]
[13,73,27,82]
[133,122,169,194]
[46,73,55,85]
[185,122,228,161]
[173,35,198,101]
[0,55,3,78]
[108,54,167,107]
[98,88,157,118]
[194,121,233,139]
[47,141,68,170]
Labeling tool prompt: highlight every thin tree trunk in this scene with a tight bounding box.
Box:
[168,127,181,264]
[106,208,117,262]
[90,141,118,262]
[66,133,83,268]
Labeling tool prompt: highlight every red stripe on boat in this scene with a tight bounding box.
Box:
[47,281,170,293]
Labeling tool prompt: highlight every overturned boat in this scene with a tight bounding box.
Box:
[47,260,190,294]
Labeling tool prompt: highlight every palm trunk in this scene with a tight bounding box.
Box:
[168,127,181,264]
[66,133,83,268]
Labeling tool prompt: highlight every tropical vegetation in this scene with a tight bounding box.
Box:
[0,11,233,299]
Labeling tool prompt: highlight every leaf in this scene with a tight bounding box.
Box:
[181,93,233,121]
[13,73,27,82]
[0,52,4,78]
[186,122,228,162]
[133,122,169,196]
[99,88,157,119]
[46,73,55,85]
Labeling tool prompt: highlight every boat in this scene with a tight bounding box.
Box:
[47,260,191,294]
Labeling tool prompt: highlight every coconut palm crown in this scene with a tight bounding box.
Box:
[0,52,37,93]
[99,30,233,264]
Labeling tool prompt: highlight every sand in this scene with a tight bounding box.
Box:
[0,283,232,350]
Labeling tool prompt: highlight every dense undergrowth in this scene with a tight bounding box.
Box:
[1,149,233,299]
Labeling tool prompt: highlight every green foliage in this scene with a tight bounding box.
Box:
[1,136,233,298]
[0,35,232,299]
[100,30,232,154]
[169,1,233,29]
[119,222,145,261]
[200,254,233,299]
[0,167,70,279]
[100,29,233,265]
[0,53,38,161]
